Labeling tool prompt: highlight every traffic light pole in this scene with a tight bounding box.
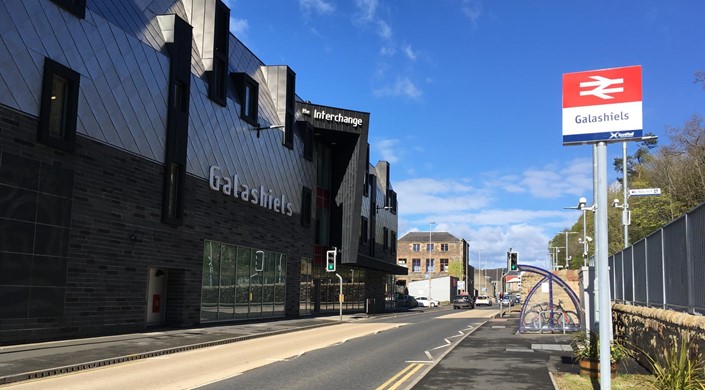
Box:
[336,273,343,322]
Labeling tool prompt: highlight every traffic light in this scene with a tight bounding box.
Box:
[510,252,518,271]
[326,249,336,272]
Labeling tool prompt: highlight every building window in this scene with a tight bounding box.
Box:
[383,227,389,252]
[38,58,80,152]
[209,59,227,106]
[398,258,407,266]
[412,243,420,252]
[50,0,85,18]
[232,73,259,126]
[163,162,183,222]
[440,258,449,272]
[361,216,368,244]
[425,258,434,272]
[441,244,449,252]
[426,243,434,252]
[391,230,397,254]
[412,259,421,272]
[300,121,313,161]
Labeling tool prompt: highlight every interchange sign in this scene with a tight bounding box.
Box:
[562,65,643,145]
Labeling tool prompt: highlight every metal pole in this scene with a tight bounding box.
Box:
[596,142,612,389]
[479,250,483,292]
[583,209,588,266]
[565,232,569,268]
[428,222,435,299]
[336,273,343,322]
[623,141,629,248]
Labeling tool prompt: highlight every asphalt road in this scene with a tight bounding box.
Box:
[199,306,497,390]
[2,306,497,390]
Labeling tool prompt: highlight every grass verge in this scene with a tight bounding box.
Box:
[553,372,654,390]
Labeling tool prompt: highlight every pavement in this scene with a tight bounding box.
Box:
[0,308,645,388]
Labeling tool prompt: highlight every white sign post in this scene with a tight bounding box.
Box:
[562,65,644,390]
[629,188,662,197]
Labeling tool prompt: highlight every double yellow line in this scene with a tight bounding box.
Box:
[376,363,425,390]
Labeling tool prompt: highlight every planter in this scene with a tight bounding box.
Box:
[578,358,617,378]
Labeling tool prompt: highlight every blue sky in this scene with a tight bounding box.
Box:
[226,0,705,269]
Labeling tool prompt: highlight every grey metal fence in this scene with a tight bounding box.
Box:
[609,201,705,315]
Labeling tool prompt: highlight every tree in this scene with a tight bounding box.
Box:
[448,261,464,279]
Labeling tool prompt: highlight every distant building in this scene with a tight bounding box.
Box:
[395,232,472,295]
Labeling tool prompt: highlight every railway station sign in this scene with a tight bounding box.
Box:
[562,65,643,145]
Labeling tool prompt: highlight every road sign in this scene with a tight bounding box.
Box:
[629,188,661,196]
[562,65,643,145]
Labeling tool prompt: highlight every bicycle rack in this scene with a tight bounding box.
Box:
[515,264,582,334]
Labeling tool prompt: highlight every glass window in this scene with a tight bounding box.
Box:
[201,240,286,322]
[391,231,397,253]
[412,259,421,272]
[383,228,389,252]
[441,244,449,251]
[39,58,80,151]
[440,258,449,272]
[426,243,434,252]
[412,244,420,252]
[426,258,434,272]
[48,75,69,137]
[360,216,369,244]
[398,258,407,266]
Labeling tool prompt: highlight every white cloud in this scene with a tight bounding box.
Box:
[519,158,593,199]
[403,44,417,61]
[299,0,335,15]
[376,20,392,40]
[373,138,401,164]
[394,158,596,270]
[379,46,396,56]
[462,0,483,26]
[231,18,249,40]
[355,0,378,23]
[373,77,422,99]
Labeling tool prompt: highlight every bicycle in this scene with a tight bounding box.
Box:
[522,300,579,331]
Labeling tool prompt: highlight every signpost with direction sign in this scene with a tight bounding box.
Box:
[629,188,662,197]
[562,65,643,145]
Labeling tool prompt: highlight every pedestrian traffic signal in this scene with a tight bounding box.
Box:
[326,249,336,272]
[509,252,518,271]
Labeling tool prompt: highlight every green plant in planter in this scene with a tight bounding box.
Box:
[572,330,629,364]
[644,336,705,390]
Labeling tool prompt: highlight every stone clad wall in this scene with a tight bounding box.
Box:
[612,303,705,368]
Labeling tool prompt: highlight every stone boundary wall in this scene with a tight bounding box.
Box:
[613,303,705,369]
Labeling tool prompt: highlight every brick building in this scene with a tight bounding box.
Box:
[395,232,473,295]
[0,0,405,344]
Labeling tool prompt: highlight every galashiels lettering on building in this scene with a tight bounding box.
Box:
[209,165,293,216]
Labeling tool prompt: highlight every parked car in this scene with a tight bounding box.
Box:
[475,295,492,306]
[452,295,474,309]
[416,297,440,307]
[396,293,419,308]
[514,294,521,304]
[500,295,514,306]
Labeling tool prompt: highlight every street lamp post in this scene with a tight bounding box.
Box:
[428,222,436,299]
[560,231,577,268]
[478,249,483,292]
